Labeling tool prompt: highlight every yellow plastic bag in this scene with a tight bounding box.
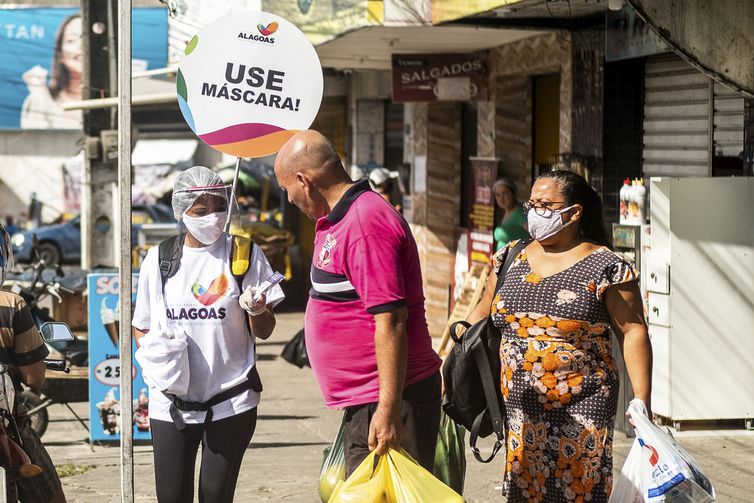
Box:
[328,448,465,503]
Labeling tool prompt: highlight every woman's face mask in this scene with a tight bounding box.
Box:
[182,211,227,245]
[527,205,576,241]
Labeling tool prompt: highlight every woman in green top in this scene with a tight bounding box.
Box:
[493,178,530,251]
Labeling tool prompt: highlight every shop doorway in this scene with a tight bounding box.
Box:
[384,102,405,171]
[532,73,561,179]
[460,102,478,229]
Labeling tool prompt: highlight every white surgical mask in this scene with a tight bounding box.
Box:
[182,211,227,245]
[527,205,576,241]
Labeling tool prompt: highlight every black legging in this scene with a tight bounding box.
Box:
[150,407,257,503]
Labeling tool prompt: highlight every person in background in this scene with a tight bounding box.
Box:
[0,223,66,503]
[467,170,652,502]
[493,178,529,251]
[20,14,83,129]
[369,168,403,213]
[274,131,442,477]
[132,166,284,503]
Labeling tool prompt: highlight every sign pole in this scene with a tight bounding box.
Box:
[225,156,242,233]
[117,0,134,501]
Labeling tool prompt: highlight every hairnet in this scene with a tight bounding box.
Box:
[171,166,229,221]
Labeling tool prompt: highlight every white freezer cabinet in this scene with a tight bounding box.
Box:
[647,177,754,428]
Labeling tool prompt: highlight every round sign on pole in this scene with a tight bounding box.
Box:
[177,12,324,158]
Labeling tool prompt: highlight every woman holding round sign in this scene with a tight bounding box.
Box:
[133,166,285,502]
[132,11,322,503]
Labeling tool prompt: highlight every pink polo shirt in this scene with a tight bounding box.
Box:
[304,179,441,409]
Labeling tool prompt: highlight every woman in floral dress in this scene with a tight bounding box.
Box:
[467,171,652,502]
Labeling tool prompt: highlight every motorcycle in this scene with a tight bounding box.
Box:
[9,236,89,437]
[0,322,73,489]
[11,236,87,367]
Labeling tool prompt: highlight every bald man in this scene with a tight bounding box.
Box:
[275,131,442,476]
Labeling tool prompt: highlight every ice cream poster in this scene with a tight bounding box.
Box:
[176,11,323,158]
[87,273,151,442]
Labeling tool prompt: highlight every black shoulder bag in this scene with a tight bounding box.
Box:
[441,239,528,463]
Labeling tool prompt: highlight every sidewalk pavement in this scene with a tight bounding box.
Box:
[44,312,754,502]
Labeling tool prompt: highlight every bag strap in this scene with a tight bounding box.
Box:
[469,345,505,463]
[165,366,262,430]
[158,233,186,290]
[230,234,253,291]
[467,238,530,463]
[494,239,530,291]
[159,233,253,291]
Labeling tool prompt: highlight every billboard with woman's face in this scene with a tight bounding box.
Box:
[0,8,168,130]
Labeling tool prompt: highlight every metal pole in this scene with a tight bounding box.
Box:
[224,156,242,232]
[117,0,134,501]
[708,77,715,177]
[107,0,118,128]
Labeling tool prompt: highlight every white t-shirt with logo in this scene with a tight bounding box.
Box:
[133,234,284,424]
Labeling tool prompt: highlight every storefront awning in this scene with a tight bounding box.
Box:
[131,138,197,166]
[317,25,542,70]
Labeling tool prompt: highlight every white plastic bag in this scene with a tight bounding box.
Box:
[134,285,190,396]
[135,327,189,395]
[609,399,715,503]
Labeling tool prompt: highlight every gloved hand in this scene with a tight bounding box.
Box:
[239,286,267,316]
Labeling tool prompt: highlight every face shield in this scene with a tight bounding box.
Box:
[171,166,230,222]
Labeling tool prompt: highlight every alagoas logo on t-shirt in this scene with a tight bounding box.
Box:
[191,274,230,306]
[317,234,337,268]
[165,274,230,321]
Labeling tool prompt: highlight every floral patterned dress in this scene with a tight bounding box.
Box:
[491,242,638,503]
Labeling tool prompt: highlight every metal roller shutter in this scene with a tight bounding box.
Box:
[643,55,710,177]
[643,54,746,177]
[713,82,745,159]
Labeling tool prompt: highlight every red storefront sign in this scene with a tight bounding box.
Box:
[391,53,489,102]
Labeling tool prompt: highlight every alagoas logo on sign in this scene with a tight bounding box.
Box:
[238,21,279,44]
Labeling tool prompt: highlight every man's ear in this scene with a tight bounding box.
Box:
[296,172,309,189]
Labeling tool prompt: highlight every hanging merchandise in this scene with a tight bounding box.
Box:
[619,178,630,224]
[628,179,639,224]
[609,399,715,503]
[319,415,347,502]
[433,412,467,495]
[328,448,465,503]
[635,178,647,224]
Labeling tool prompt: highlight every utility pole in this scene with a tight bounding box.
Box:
[81,0,118,269]
[118,0,134,499]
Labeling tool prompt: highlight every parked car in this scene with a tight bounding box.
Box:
[11,204,176,264]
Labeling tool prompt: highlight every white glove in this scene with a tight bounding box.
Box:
[239,286,267,316]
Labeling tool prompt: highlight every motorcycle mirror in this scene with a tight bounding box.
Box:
[39,322,75,343]
[30,234,41,262]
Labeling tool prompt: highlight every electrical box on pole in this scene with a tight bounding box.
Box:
[81,0,118,269]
